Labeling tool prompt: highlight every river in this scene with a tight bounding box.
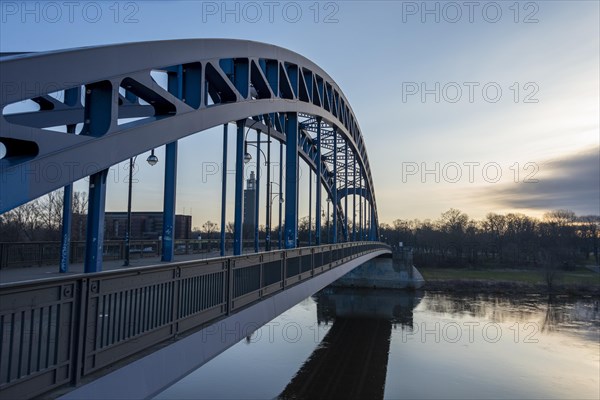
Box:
[156,289,599,399]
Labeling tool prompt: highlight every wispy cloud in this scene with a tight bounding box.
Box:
[481,147,600,215]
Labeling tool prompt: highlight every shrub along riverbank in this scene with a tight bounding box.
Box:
[419,266,600,296]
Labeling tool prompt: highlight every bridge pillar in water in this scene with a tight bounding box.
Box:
[284,112,299,249]
[84,169,108,273]
[333,253,424,289]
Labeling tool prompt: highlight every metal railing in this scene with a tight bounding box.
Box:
[0,239,236,269]
[0,242,390,398]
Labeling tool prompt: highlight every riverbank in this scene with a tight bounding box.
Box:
[419,267,600,296]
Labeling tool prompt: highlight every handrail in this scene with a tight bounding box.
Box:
[0,242,390,398]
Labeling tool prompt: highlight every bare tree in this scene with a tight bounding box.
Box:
[202,220,218,250]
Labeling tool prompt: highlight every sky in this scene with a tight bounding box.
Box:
[1,0,599,227]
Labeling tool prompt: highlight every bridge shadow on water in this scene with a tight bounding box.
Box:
[279,288,422,400]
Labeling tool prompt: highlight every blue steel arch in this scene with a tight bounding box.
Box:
[0,39,380,254]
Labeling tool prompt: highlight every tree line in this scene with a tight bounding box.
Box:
[2,192,598,270]
[378,208,599,269]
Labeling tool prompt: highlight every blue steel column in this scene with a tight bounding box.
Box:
[59,99,78,273]
[370,203,376,241]
[234,120,245,255]
[84,169,108,272]
[364,192,367,240]
[284,113,299,249]
[220,123,228,256]
[359,174,363,241]
[344,145,348,242]
[162,142,178,262]
[352,156,356,241]
[265,117,272,251]
[278,142,283,249]
[308,170,312,246]
[162,67,183,262]
[254,130,261,253]
[59,184,72,273]
[332,128,338,244]
[315,118,322,245]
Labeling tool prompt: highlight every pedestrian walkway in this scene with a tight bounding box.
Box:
[0,249,237,285]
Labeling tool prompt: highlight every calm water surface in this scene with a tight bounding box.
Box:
[156,289,599,399]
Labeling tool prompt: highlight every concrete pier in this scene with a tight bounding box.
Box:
[333,253,425,289]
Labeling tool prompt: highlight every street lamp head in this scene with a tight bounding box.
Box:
[244,152,252,164]
[146,149,158,166]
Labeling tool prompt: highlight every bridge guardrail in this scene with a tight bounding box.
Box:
[0,239,264,269]
[0,242,390,399]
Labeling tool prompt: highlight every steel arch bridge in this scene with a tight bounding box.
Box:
[0,39,380,270]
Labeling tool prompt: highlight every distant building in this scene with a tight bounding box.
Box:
[243,171,257,235]
[71,212,192,241]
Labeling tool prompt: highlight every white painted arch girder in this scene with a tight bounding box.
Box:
[0,39,379,230]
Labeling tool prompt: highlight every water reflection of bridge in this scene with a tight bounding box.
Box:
[280,289,422,399]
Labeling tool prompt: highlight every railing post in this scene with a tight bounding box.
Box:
[71,278,88,386]
[172,267,181,336]
[227,258,233,315]
[282,250,287,288]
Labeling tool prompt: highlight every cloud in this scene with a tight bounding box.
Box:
[481,147,600,215]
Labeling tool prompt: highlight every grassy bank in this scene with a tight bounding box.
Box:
[419,265,600,295]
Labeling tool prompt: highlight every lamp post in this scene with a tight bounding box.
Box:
[244,138,271,253]
[123,149,158,267]
[268,181,283,250]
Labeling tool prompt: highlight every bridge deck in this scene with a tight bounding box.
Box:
[0,250,234,285]
[0,242,390,399]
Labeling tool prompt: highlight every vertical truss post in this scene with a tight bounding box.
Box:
[370,203,377,241]
[220,123,228,256]
[162,66,183,262]
[278,141,283,249]
[254,130,261,253]
[59,99,78,273]
[84,169,108,273]
[234,120,245,255]
[352,156,356,242]
[332,128,338,244]
[59,184,72,273]
[364,193,368,240]
[309,168,313,246]
[359,174,363,241]
[162,142,178,262]
[344,145,348,242]
[265,117,272,251]
[315,118,322,245]
[284,112,299,249]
